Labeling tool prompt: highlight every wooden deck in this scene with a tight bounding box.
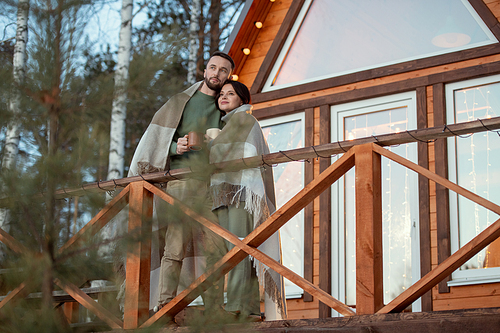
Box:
[98,307,500,332]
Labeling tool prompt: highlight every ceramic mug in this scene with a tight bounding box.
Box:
[206,128,221,140]
[187,131,203,151]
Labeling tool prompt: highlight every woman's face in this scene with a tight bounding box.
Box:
[218,84,243,112]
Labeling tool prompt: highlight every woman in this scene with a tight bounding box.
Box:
[209,80,287,321]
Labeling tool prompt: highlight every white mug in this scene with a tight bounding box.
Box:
[206,128,221,139]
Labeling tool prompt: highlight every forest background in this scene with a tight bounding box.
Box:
[0,0,245,331]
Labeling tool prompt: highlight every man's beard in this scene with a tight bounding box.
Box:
[204,76,224,91]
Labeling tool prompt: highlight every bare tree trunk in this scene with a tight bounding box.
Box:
[208,0,221,54]
[187,0,201,84]
[196,0,205,79]
[0,0,29,233]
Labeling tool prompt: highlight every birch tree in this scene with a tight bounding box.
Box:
[0,0,29,234]
[107,0,133,183]
[99,0,133,265]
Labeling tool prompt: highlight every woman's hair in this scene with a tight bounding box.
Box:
[215,80,251,112]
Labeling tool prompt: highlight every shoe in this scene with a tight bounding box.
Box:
[246,313,263,322]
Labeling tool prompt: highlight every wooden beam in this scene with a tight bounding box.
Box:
[318,105,332,318]
[0,281,31,310]
[54,279,123,329]
[123,181,153,329]
[3,117,499,205]
[141,183,355,328]
[303,107,315,303]
[433,83,451,293]
[58,185,130,256]
[370,145,500,312]
[252,60,500,118]
[468,0,500,41]
[234,307,500,333]
[0,227,30,254]
[251,44,500,104]
[63,302,79,324]
[372,145,500,216]
[378,215,500,314]
[354,144,383,314]
[416,86,433,311]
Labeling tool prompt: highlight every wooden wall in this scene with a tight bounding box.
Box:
[235,0,294,88]
[236,0,500,319]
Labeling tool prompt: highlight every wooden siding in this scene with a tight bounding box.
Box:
[229,0,500,320]
[235,0,293,88]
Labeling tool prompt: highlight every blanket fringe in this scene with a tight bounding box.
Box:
[211,183,270,226]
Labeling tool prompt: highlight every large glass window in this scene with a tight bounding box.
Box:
[260,113,305,298]
[264,0,497,91]
[331,92,421,314]
[446,75,500,286]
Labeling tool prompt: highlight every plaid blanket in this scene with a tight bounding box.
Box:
[210,104,287,318]
[128,81,203,176]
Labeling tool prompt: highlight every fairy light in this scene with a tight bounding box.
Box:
[260,119,305,276]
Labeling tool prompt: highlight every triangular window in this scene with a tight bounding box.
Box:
[264,0,497,91]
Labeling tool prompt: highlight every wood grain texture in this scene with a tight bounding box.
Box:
[354,144,383,315]
[123,182,153,329]
[55,279,123,329]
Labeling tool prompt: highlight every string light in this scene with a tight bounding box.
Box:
[242,48,251,55]
[254,21,263,29]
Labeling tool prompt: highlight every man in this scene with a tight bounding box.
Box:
[128,51,234,317]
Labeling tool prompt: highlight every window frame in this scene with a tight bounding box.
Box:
[259,112,306,298]
[445,74,500,286]
[261,0,497,93]
[330,91,422,315]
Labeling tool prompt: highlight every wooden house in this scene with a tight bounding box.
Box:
[223,0,500,320]
[4,1,500,331]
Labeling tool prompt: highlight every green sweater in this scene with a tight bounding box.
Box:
[169,90,223,171]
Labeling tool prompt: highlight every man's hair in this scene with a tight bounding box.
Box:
[215,80,251,111]
[209,51,235,71]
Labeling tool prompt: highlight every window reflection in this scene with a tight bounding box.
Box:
[271,0,496,89]
[452,84,500,270]
[344,107,416,305]
[261,120,304,296]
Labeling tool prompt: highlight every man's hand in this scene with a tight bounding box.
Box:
[176,135,189,155]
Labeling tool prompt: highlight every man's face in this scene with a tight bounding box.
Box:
[204,56,232,91]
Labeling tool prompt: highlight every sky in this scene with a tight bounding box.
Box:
[0,0,147,54]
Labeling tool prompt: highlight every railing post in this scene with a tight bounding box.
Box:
[354,143,383,314]
[124,181,153,329]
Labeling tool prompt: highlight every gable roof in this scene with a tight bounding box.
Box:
[226,0,500,103]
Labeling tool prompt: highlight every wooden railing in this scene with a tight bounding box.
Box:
[1,117,500,329]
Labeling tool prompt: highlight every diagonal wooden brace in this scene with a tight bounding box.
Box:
[0,281,31,310]
[373,144,500,214]
[55,278,123,329]
[0,227,30,254]
[142,149,356,327]
[58,185,130,255]
[371,144,500,313]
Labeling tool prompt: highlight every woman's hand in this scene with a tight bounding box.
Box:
[176,135,189,155]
